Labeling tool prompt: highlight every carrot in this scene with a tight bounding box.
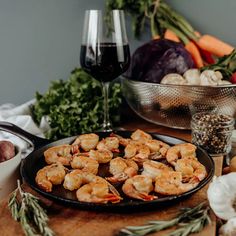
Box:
[164,29,180,42]
[196,34,234,57]
[185,41,204,68]
[153,35,160,40]
[193,32,215,65]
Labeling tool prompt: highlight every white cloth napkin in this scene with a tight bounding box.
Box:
[0,100,50,157]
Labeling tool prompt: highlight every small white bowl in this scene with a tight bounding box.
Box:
[0,146,21,200]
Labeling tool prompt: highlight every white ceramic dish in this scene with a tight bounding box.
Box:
[0,145,21,200]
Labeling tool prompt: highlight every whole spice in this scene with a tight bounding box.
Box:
[191,112,234,155]
[8,180,54,236]
[118,202,211,236]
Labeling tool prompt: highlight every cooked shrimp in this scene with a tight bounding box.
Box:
[154,171,199,196]
[145,139,170,158]
[110,133,131,146]
[131,129,152,143]
[175,158,207,181]
[122,175,157,201]
[72,133,99,151]
[88,149,113,164]
[124,141,150,163]
[63,169,121,203]
[63,169,105,191]
[44,145,74,166]
[141,160,173,181]
[35,162,66,192]
[76,182,121,204]
[71,155,99,175]
[166,143,197,166]
[63,169,83,191]
[96,136,119,152]
[106,157,138,183]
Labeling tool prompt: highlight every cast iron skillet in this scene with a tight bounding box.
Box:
[0,121,215,212]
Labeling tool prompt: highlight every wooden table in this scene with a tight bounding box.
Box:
[0,110,223,236]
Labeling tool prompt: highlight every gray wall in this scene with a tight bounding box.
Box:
[0,0,235,105]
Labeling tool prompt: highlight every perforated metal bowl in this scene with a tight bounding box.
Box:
[121,77,236,129]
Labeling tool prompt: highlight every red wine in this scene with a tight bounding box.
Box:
[80,43,130,83]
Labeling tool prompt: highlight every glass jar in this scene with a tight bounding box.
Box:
[191,112,235,156]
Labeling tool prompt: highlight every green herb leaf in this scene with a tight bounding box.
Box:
[31,68,122,140]
[8,180,55,236]
[118,202,211,236]
[201,49,236,79]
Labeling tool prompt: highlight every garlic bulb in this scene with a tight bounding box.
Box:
[219,217,236,236]
[160,73,186,85]
[207,173,236,220]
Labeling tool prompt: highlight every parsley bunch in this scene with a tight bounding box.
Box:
[31,68,122,140]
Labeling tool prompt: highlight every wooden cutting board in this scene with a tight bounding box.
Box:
[0,155,223,236]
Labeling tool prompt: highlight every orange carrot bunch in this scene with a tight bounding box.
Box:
[160,26,235,69]
[152,1,235,69]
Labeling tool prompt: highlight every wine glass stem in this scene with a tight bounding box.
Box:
[102,82,112,131]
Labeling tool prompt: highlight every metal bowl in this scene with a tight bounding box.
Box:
[121,77,236,129]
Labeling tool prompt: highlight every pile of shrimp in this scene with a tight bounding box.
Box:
[35,129,207,204]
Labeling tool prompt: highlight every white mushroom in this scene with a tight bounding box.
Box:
[160,73,186,85]
[200,70,222,86]
[183,69,201,85]
[218,80,232,85]
[215,71,223,81]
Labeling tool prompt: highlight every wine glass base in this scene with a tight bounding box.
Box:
[101,123,113,132]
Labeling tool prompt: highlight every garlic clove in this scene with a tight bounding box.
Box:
[183,69,201,85]
[219,217,236,236]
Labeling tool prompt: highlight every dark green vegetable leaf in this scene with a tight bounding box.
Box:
[31,68,122,140]
[201,49,236,79]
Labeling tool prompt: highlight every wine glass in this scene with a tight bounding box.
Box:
[80,10,130,131]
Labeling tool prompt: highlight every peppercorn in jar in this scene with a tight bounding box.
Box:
[191,112,235,156]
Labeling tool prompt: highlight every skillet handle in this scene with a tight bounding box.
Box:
[0,121,50,149]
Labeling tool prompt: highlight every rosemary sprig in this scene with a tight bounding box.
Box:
[168,206,211,236]
[118,202,211,236]
[8,180,55,236]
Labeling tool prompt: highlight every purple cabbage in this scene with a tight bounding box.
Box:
[127,39,194,83]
